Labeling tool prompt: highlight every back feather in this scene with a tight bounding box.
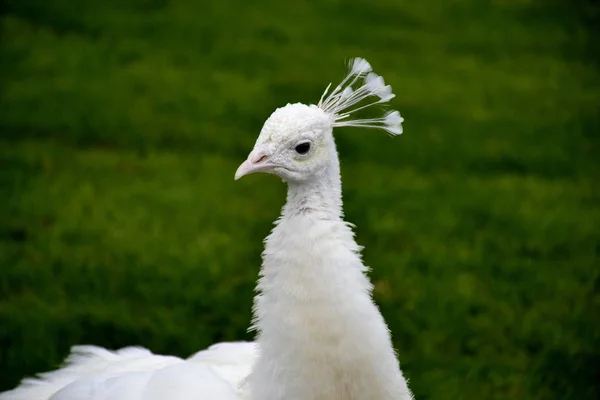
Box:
[0,342,257,400]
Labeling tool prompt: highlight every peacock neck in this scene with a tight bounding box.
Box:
[283,144,343,221]
[248,140,413,400]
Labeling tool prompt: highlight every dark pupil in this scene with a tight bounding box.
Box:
[295,142,310,154]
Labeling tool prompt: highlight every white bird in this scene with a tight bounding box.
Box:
[0,57,413,400]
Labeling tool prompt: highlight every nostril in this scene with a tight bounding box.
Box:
[252,154,268,164]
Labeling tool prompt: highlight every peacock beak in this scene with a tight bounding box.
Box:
[234,147,277,180]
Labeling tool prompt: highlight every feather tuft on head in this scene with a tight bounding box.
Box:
[317,57,403,136]
[350,58,372,75]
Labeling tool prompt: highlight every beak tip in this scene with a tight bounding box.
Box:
[234,161,250,181]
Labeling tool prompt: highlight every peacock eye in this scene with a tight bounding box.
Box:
[294,142,311,155]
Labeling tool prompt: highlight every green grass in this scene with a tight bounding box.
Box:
[1,0,599,398]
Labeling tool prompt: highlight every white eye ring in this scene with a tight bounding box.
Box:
[294,142,311,155]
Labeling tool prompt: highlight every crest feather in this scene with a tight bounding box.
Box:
[317,58,403,136]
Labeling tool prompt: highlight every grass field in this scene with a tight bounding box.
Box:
[1,0,599,398]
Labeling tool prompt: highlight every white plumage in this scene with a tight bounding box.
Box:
[3,343,257,400]
[0,57,413,400]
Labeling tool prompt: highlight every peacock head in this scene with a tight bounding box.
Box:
[234,58,404,183]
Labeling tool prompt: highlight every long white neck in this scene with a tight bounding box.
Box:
[284,148,343,219]
[247,135,413,400]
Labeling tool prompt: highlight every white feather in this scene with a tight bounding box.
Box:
[365,72,384,93]
[340,86,354,101]
[384,110,404,135]
[349,57,372,75]
[0,343,256,400]
[318,58,403,135]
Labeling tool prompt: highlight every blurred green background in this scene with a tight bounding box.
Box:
[1,0,598,398]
